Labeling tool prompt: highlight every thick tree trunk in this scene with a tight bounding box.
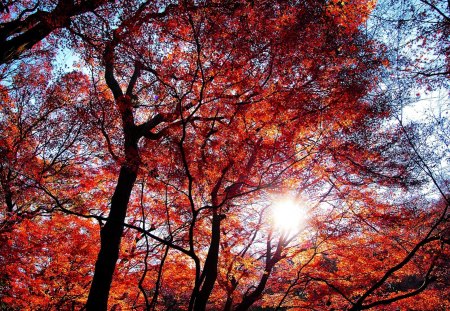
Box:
[1,183,14,214]
[4,189,14,213]
[0,0,108,64]
[85,164,138,311]
[0,168,14,213]
[1,24,52,64]
[85,35,142,310]
[193,211,221,311]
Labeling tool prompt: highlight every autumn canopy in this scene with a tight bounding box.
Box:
[0,0,449,310]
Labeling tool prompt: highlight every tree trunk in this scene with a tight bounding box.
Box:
[234,271,270,311]
[1,24,52,64]
[223,295,233,311]
[85,164,138,310]
[86,36,141,310]
[0,0,109,64]
[193,211,221,311]
[234,242,281,311]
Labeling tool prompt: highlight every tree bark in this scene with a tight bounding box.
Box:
[86,101,139,310]
[85,32,142,310]
[223,295,233,311]
[234,235,282,311]
[85,164,138,310]
[1,171,14,213]
[1,23,53,64]
[233,270,271,311]
[193,211,221,311]
[0,0,108,64]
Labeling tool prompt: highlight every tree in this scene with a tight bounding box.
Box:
[1,0,449,310]
[76,1,389,309]
[0,0,116,64]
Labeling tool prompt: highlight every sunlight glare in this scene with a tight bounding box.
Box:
[272,198,307,233]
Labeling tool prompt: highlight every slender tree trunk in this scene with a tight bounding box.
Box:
[223,295,233,311]
[223,279,238,311]
[234,236,282,311]
[234,271,271,311]
[149,245,169,310]
[85,164,138,310]
[193,211,221,311]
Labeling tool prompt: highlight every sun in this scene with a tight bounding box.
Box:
[272,197,307,233]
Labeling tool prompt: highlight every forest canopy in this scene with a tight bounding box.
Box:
[0,0,449,310]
